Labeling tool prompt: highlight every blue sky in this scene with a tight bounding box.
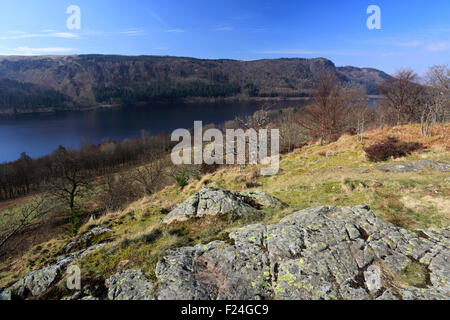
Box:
[0,0,449,74]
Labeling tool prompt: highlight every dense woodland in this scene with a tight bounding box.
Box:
[0,79,68,112]
[93,80,243,103]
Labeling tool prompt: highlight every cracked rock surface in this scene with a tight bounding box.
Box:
[106,269,154,300]
[64,226,112,253]
[155,206,449,300]
[163,188,261,224]
[234,191,286,208]
[8,244,105,299]
[376,160,450,173]
[0,287,11,300]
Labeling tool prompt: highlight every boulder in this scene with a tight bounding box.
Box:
[163,188,256,224]
[0,287,12,300]
[9,244,105,299]
[155,206,450,300]
[106,270,154,300]
[64,226,112,253]
[234,191,286,208]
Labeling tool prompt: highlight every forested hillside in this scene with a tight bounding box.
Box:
[0,55,390,114]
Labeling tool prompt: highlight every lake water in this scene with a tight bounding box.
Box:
[0,99,309,163]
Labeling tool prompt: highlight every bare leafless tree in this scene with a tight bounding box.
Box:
[420,65,449,136]
[297,72,354,143]
[98,174,142,212]
[377,69,425,125]
[45,146,92,212]
[134,157,168,195]
[0,196,51,257]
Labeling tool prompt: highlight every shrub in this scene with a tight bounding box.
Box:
[97,175,143,212]
[140,228,163,244]
[66,208,83,236]
[364,137,423,162]
[200,163,220,174]
[175,171,188,188]
[344,127,357,136]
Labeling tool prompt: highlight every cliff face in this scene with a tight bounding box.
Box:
[0,55,390,113]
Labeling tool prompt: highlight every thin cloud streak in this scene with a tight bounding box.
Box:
[0,32,79,40]
[212,25,234,32]
[120,29,145,36]
[0,47,79,55]
[166,29,185,33]
[257,49,371,56]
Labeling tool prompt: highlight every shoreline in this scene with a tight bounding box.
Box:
[0,96,320,120]
[0,94,383,120]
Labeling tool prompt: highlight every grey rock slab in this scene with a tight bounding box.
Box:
[163,188,256,224]
[375,160,449,173]
[0,287,12,300]
[9,244,105,299]
[234,191,287,208]
[156,206,450,300]
[64,226,111,253]
[106,269,154,300]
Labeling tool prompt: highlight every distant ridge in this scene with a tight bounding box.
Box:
[0,55,391,115]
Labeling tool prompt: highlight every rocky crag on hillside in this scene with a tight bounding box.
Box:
[1,188,449,300]
[163,187,286,224]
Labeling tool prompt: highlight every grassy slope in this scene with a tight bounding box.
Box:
[1,123,449,289]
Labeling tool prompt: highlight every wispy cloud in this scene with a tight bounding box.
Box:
[251,28,267,33]
[0,31,79,40]
[166,29,185,33]
[213,25,234,32]
[426,41,450,52]
[396,40,423,48]
[14,47,77,54]
[257,49,369,56]
[120,29,145,36]
[147,9,165,25]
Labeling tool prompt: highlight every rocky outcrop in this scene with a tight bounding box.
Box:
[6,204,449,300]
[0,287,12,300]
[163,188,258,224]
[106,270,154,300]
[8,244,105,299]
[63,226,112,254]
[234,191,286,208]
[155,206,449,300]
[376,160,450,173]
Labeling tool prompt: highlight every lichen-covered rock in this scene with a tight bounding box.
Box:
[163,188,256,224]
[64,226,112,253]
[376,160,449,173]
[106,270,154,300]
[155,206,450,300]
[9,244,105,299]
[156,240,272,300]
[433,162,450,172]
[234,191,286,208]
[0,287,12,300]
